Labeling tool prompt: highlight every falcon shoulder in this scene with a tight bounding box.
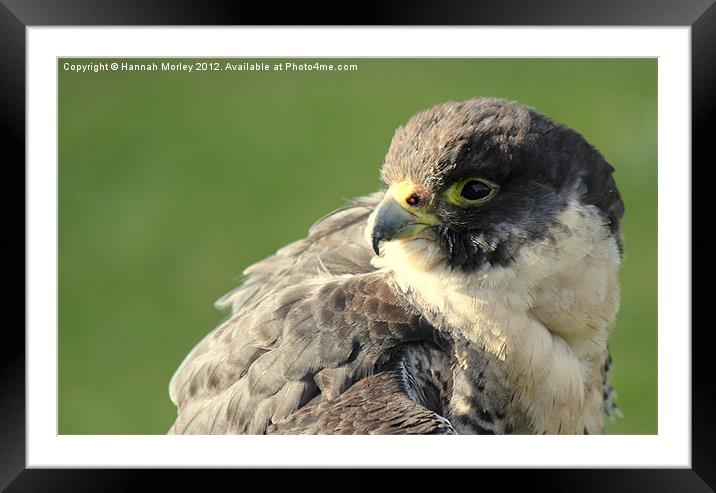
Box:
[167,193,490,434]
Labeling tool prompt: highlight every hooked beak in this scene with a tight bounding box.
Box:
[370,182,440,255]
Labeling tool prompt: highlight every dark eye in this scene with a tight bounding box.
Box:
[460,180,492,201]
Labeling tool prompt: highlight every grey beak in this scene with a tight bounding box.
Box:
[371,196,422,255]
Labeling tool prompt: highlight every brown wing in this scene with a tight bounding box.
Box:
[168,193,380,412]
[267,369,455,435]
[167,192,448,434]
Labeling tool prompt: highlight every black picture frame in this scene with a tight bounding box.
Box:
[2,1,712,490]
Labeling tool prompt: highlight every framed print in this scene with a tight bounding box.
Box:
[3,0,713,490]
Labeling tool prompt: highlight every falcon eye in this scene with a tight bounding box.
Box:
[460,180,492,200]
[444,177,499,207]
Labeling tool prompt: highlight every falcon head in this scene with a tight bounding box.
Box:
[369,97,624,273]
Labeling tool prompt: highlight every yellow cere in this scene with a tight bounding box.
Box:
[387,181,420,207]
[386,181,441,225]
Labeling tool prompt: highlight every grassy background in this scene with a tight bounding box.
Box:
[58,58,657,434]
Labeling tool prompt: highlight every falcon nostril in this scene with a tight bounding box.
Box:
[406,193,421,206]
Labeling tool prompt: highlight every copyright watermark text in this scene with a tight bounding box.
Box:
[62,60,360,74]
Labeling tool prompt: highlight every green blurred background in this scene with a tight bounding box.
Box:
[58,58,657,434]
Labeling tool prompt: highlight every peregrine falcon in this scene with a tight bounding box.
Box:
[168,97,624,435]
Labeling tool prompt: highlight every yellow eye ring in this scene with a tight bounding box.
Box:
[444,177,499,207]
